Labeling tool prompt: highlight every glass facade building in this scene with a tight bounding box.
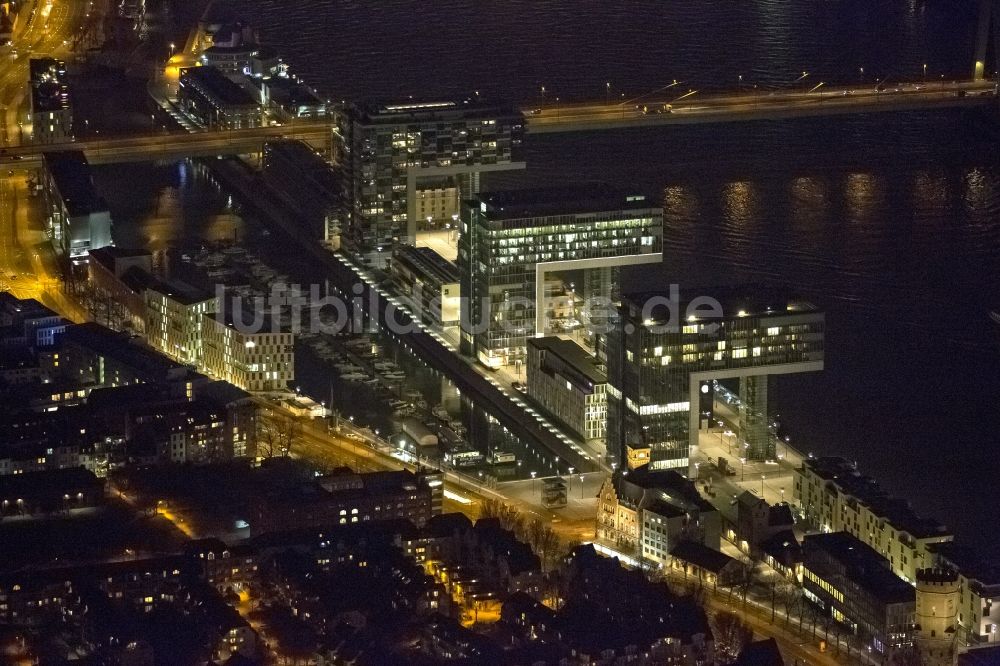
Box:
[459,186,663,368]
[337,98,524,264]
[606,288,824,473]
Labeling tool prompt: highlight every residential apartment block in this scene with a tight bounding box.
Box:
[793,456,952,583]
[202,311,294,393]
[145,278,219,367]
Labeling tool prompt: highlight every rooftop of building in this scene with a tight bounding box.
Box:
[622,284,820,325]
[421,512,474,539]
[203,43,258,55]
[928,541,1000,587]
[197,380,252,406]
[802,456,950,539]
[0,293,58,320]
[42,151,109,218]
[88,246,152,268]
[669,540,740,574]
[472,184,661,221]
[0,467,103,500]
[29,58,69,114]
[613,465,715,514]
[392,245,459,285]
[85,382,173,411]
[347,96,521,124]
[265,469,428,506]
[759,530,802,567]
[179,65,258,107]
[146,275,215,306]
[29,58,65,82]
[471,518,541,575]
[262,139,342,197]
[528,336,606,386]
[263,76,324,107]
[119,265,160,294]
[803,532,916,605]
[769,503,795,527]
[246,517,420,551]
[958,644,1000,665]
[205,307,285,335]
[63,323,189,378]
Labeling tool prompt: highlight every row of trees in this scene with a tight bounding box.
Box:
[479,498,573,571]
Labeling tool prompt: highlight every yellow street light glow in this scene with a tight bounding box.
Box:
[443,489,472,504]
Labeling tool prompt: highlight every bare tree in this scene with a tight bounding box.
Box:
[890,646,926,666]
[775,578,800,626]
[711,610,753,660]
[480,499,526,538]
[257,414,299,459]
[536,524,560,570]
[738,557,761,603]
[525,517,548,552]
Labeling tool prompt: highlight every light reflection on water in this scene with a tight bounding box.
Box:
[106,0,1000,550]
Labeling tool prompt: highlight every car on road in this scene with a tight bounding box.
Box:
[512,381,526,393]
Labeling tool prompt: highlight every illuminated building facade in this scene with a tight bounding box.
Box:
[596,465,720,567]
[802,532,916,657]
[337,97,524,265]
[178,66,262,130]
[145,279,218,367]
[794,456,952,584]
[28,58,72,144]
[459,185,662,368]
[201,311,294,392]
[390,245,460,326]
[606,288,824,473]
[526,336,607,442]
[41,152,112,262]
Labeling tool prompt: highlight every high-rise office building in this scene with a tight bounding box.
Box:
[29,58,72,144]
[459,185,662,368]
[606,287,823,473]
[337,97,525,265]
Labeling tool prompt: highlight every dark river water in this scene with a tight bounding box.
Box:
[110,0,1000,552]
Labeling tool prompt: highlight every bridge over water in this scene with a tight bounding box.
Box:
[526,79,996,133]
[0,80,994,165]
